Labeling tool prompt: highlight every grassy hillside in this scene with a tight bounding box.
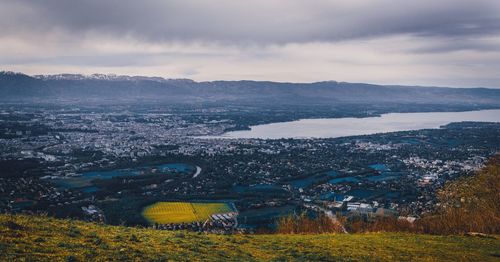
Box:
[1,214,499,261]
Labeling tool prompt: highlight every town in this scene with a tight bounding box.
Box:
[0,104,498,231]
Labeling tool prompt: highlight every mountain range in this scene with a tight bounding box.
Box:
[1,71,499,107]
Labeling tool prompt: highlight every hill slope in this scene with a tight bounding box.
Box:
[1,71,500,107]
[1,214,499,261]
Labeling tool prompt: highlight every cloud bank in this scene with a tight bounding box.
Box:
[1,0,500,87]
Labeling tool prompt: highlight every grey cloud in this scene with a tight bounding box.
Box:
[1,0,500,87]
[3,52,231,67]
[409,38,500,54]
[1,0,499,45]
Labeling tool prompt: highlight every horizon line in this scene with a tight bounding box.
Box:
[1,70,499,89]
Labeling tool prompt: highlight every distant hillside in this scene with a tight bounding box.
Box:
[1,214,499,261]
[1,71,500,107]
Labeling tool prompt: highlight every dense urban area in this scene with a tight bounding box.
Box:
[1,103,498,232]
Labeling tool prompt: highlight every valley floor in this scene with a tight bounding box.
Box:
[1,214,499,261]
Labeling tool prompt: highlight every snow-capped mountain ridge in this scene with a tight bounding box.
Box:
[32,73,194,83]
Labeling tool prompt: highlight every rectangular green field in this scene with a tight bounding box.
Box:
[142,202,233,224]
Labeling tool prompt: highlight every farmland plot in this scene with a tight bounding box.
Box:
[142,202,233,224]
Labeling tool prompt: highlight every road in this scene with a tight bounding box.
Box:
[193,166,202,178]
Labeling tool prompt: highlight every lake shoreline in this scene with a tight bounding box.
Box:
[202,109,500,139]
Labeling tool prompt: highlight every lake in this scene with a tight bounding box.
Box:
[216,109,500,139]
[52,163,194,191]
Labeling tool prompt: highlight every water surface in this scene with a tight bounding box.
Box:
[52,163,194,190]
[218,109,500,139]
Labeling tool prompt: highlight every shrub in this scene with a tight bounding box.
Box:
[66,255,78,262]
[3,221,23,230]
[129,234,140,242]
[67,226,81,237]
[276,213,345,234]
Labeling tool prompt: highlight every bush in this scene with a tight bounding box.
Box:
[129,234,140,242]
[66,255,78,262]
[276,213,345,234]
[67,226,81,237]
[345,216,415,233]
[3,221,23,230]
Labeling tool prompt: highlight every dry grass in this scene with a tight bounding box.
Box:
[277,213,345,234]
[1,213,499,261]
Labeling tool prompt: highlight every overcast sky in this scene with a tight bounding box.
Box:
[1,0,500,87]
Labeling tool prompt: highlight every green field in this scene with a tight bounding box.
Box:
[1,214,500,261]
[142,202,233,224]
